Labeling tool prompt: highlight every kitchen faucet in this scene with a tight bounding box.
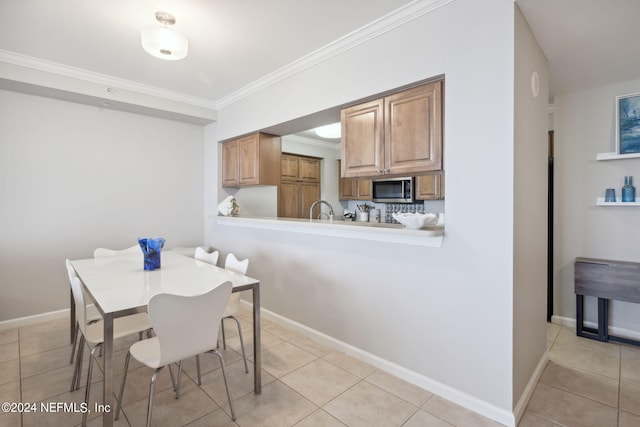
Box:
[309,200,335,222]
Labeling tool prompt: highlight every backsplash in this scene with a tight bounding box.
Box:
[343,200,444,224]
[385,203,426,224]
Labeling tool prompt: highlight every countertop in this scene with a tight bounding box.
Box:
[214,216,444,247]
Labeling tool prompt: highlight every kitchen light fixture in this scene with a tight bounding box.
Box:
[315,122,341,139]
[141,11,188,61]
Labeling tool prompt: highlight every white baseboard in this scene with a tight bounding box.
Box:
[551,315,640,341]
[255,302,516,427]
[0,308,70,330]
[513,352,548,425]
[550,314,575,328]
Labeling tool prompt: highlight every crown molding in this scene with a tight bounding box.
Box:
[0,0,454,113]
[214,0,455,109]
[0,49,217,110]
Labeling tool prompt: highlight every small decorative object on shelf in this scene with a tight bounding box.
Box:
[138,237,165,271]
[622,176,636,202]
[218,195,239,216]
[604,188,616,202]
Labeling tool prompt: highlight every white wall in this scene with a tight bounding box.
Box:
[554,78,640,334]
[513,4,549,412]
[0,90,205,321]
[206,0,525,423]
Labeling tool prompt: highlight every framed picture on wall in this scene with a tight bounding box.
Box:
[616,92,640,155]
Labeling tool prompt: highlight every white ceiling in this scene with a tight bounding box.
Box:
[516,0,640,97]
[1,0,639,108]
[0,0,414,104]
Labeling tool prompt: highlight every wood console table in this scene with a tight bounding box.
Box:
[575,257,640,345]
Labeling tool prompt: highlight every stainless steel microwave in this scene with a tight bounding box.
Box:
[372,177,414,203]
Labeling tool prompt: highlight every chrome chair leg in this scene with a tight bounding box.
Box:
[169,360,185,398]
[220,319,227,349]
[228,316,249,373]
[195,355,202,384]
[175,360,183,399]
[210,349,236,421]
[168,363,177,392]
[82,344,100,427]
[75,339,85,391]
[70,323,79,363]
[70,334,85,392]
[114,351,131,421]
[146,368,162,427]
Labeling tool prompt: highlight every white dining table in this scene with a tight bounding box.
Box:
[70,251,261,427]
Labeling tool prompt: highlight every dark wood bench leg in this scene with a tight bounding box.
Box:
[576,294,608,342]
[576,294,585,337]
[597,297,608,341]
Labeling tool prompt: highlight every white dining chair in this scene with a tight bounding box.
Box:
[93,245,140,258]
[191,249,249,386]
[115,282,236,427]
[68,273,152,427]
[194,246,220,265]
[192,247,221,383]
[221,253,249,374]
[67,260,100,366]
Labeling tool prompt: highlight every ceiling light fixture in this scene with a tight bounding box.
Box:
[141,11,188,61]
[315,122,341,139]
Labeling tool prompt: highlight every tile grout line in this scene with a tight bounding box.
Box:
[260,323,442,426]
[18,326,23,427]
[548,329,622,408]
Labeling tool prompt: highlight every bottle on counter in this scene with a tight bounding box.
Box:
[622,176,636,202]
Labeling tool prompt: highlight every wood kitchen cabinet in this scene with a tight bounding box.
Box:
[278,154,321,218]
[337,160,372,200]
[341,80,443,178]
[221,132,281,187]
[415,173,445,200]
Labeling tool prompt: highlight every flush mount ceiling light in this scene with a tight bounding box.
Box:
[141,11,188,60]
[315,122,341,139]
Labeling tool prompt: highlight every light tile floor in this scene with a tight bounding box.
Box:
[2,312,640,426]
[521,323,640,427]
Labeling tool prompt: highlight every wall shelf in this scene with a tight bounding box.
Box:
[596,197,640,206]
[596,152,640,161]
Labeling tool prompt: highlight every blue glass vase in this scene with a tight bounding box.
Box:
[622,176,636,202]
[138,237,165,271]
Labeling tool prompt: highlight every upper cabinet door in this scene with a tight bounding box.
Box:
[340,80,443,179]
[386,81,442,175]
[298,157,320,183]
[415,173,444,200]
[238,134,260,186]
[341,99,384,178]
[222,132,281,187]
[222,139,239,187]
[281,154,299,182]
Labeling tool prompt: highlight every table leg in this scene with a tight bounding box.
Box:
[102,314,114,427]
[252,283,261,394]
